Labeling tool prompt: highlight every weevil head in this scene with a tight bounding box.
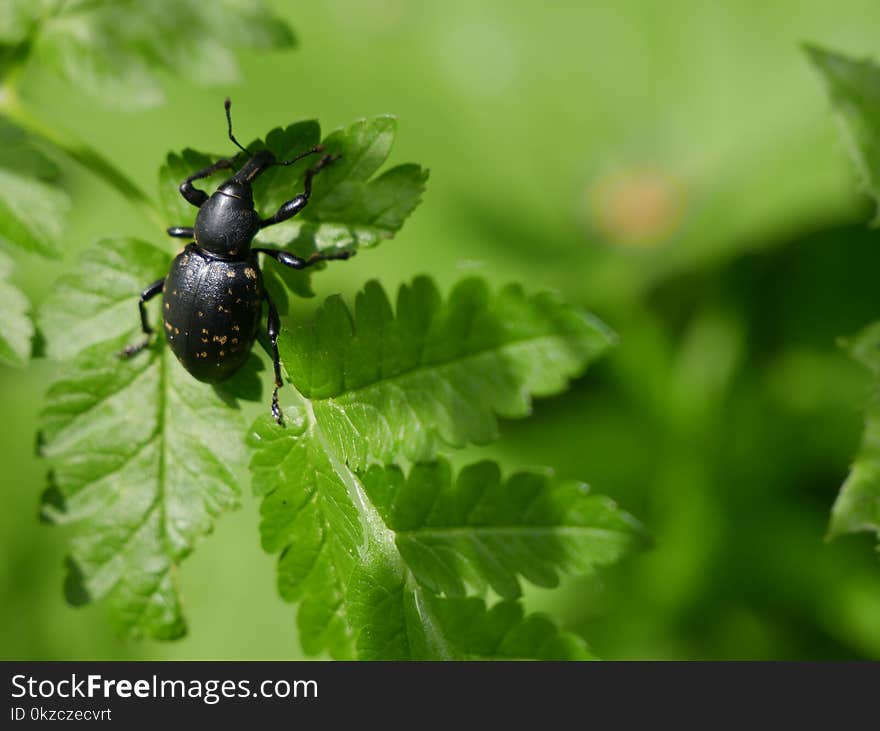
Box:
[192,149,277,258]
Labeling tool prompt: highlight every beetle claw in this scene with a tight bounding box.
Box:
[117,338,150,359]
[313,153,341,171]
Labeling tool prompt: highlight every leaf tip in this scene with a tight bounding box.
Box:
[801,41,828,65]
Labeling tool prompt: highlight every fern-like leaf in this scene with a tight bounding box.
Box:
[249,277,640,658]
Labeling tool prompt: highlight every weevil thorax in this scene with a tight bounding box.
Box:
[193,149,277,258]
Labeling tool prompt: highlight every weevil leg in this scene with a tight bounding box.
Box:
[179,156,238,208]
[166,226,194,239]
[265,292,285,426]
[118,278,164,358]
[258,154,340,228]
[253,246,354,270]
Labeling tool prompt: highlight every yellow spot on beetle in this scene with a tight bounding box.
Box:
[212,335,228,345]
[244,267,257,280]
[226,270,236,278]
[197,311,204,318]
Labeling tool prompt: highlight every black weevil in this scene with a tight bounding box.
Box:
[120,99,352,425]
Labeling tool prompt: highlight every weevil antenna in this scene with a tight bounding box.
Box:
[224,98,249,155]
[275,145,325,166]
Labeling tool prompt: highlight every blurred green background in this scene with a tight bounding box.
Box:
[3,0,880,659]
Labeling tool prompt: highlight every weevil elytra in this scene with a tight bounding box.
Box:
[120,99,352,425]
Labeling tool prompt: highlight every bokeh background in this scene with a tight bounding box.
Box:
[3,0,880,659]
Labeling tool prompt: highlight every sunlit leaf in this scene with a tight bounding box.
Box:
[350,559,597,660]
[361,460,647,599]
[280,276,614,470]
[249,413,361,657]
[257,117,429,253]
[249,277,636,658]
[39,238,247,638]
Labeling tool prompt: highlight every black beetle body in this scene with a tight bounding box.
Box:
[120,100,352,424]
[162,245,263,382]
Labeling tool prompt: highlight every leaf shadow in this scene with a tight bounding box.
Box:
[63,557,91,607]
[37,472,95,606]
[212,352,265,407]
[38,468,64,524]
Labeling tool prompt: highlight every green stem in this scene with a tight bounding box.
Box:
[0,84,165,231]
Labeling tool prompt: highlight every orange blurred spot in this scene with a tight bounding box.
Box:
[590,169,684,247]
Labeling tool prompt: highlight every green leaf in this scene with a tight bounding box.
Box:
[280,276,614,470]
[249,412,362,657]
[360,460,647,599]
[0,119,68,258]
[249,410,638,658]
[0,249,33,366]
[255,117,429,253]
[806,44,880,223]
[159,117,427,296]
[808,47,880,555]
[249,277,633,658]
[38,238,247,639]
[33,0,295,109]
[830,323,880,548]
[349,559,596,660]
